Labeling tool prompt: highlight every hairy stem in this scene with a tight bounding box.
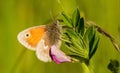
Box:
[86,21,120,53]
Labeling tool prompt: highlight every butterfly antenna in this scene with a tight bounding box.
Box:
[49,10,55,22]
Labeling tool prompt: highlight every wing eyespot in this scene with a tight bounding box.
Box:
[25,32,31,38]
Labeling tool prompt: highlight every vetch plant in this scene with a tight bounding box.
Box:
[57,8,120,73]
[60,8,100,64]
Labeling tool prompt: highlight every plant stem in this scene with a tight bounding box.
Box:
[10,49,26,73]
[86,21,120,53]
[79,62,91,73]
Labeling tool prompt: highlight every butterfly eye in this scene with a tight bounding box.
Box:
[25,32,31,38]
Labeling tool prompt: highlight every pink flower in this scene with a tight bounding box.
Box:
[50,45,71,64]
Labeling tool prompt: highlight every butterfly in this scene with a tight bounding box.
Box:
[17,20,71,64]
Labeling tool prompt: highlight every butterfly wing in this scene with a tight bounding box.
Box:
[17,25,46,51]
[36,38,52,62]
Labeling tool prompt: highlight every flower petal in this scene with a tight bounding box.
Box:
[50,45,71,64]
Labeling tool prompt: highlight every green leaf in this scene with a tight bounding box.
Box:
[65,29,80,40]
[63,29,89,59]
[66,45,89,59]
[89,33,100,59]
[72,8,80,27]
[89,37,100,59]
[65,29,85,48]
[61,12,72,27]
[89,32,96,54]
[83,26,95,44]
[77,18,85,36]
[83,26,100,59]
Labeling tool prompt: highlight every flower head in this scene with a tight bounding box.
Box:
[50,45,71,64]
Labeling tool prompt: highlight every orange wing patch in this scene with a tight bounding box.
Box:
[26,27,46,47]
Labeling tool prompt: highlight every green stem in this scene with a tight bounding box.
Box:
[79,62,91,73]
[10,49,26,73]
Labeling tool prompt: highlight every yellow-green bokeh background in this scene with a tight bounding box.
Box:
[0,0,120,73]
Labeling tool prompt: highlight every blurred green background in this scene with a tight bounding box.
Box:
[0,0,120,73]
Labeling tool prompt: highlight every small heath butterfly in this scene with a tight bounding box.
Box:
[17,20,61,62]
